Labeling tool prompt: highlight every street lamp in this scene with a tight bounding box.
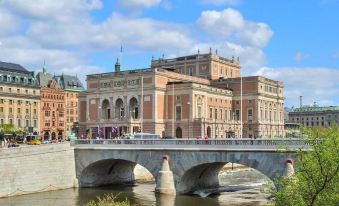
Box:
[187,101,190,139]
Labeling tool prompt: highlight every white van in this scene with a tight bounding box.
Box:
[133,133,160,140]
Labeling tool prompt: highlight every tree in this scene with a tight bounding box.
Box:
[274,126,339,206]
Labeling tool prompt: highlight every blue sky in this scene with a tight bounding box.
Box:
[0,0,338,107]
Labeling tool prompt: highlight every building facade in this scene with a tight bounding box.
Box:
[79,52,285,139]
[0,61,41,134]
[55,75,85,137]
[37,69,66,140]
[288,105,339,127]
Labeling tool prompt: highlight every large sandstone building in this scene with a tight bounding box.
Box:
[79,52,285,139]
[0,62,41,134]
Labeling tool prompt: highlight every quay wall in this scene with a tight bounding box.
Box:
[0,143,78,197]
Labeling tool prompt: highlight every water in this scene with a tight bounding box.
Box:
[0,169,273,206]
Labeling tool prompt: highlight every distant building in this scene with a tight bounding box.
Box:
[55,74,85,136]
[36,67,66,140]
[79,52,285,139]
[288,105,339,127]
[0,61,40,134]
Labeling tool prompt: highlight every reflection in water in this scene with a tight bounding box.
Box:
[0,169,271,206]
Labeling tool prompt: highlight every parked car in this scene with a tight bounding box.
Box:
[25,135,41,145]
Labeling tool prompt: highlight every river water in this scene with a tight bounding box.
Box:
[0,168,273,206]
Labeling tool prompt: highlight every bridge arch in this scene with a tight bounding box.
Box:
[174,152,294,194]
[78,158,155,187]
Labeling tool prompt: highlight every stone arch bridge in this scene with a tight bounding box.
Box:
[73,139,307,194]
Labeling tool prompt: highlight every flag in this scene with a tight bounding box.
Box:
[120,45,123,53]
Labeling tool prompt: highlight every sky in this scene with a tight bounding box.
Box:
[0,0,338,107]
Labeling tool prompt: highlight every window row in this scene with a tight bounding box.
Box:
[42,93,64,100]
[0,107,37,115]
[0,119,37,127]
[0,99,38,106]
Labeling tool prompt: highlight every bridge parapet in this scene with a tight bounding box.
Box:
[71,139,313,150]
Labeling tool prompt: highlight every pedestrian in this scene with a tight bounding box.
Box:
[204,134,209,144]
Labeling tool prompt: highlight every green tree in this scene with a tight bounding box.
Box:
[274,126,339,206]
[0,124,16,134]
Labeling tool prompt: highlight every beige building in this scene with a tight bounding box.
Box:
[0,62,40,133]
[288,105,339,127]
[79,52,284,139]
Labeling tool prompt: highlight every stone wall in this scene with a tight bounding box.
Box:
[0,143,78,197]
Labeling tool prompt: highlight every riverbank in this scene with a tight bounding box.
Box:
[0,143,78,198]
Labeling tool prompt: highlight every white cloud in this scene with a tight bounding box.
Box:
[200,0,240,5]
[294,51,309,62]
[197,9,273,48]
[117,0,161,14]
[197,9,244,37]
[4,0,102,21]
[0,8,20,36]
[255,67,339,107]
[235,22,273,48]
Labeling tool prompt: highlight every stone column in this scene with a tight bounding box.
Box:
[155,155,176,195]
[284,159,295,178]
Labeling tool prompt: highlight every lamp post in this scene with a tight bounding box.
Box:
[187,101,190,139]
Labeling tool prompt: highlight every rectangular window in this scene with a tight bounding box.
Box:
[9,108,13,113]
[197,106,202,118]
[229,110,232,120]
[0,107,3,112]
[26,109,29,114]
[9,119,13,125]
[220,109,223,120]
[26,120,29,127]
[176,106,181,120]
[9,100,13,105]
[235,110,240,121]
[34,120,37,127]
[224,110,227,120]
[210,108,213,119]
[17,108,21,114]
[248,109,253,120]
[0,119,3,124]
[214,108,218,120]
[33,109,37,115]
[18,119,21,127]
[120,108,125,118]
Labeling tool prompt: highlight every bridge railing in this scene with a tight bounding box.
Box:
[71,138,315,147]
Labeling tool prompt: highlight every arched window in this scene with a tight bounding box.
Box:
[101,99,110,119]
[115,98,124,119]
[129,97,139,119]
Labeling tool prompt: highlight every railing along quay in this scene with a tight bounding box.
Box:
[71,139,315,148]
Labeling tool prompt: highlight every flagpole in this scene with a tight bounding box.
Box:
[141,75,143,139]
[240,68,243,139]
[172,83,174,137]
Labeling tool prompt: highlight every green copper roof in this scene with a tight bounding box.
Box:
[292,106,339,112]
